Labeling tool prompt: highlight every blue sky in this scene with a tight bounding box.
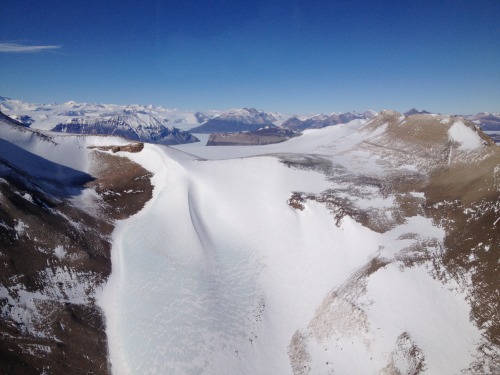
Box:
[1,0,499,114]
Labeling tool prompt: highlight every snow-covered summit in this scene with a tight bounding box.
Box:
[330,111,495,177]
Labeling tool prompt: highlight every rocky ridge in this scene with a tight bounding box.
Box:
[284,111,499,373]
[0,114,153,374]
[207,127,300,146]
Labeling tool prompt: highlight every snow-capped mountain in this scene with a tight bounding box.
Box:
[282,111,370,131]
[1,98,499,374]
[465,112,500,131]
[51,113,199,145]
[189,107,278,133]
[0,96,207,140]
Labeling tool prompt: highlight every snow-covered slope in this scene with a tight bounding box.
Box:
[98,112,499,374]
[2,102,498,374]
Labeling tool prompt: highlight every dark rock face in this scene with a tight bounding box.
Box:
[89,142,145,153]
[51,114,199,145]
[404,108,432,116]
[0,111,29,128]
[0,136,153,373]
[207,127,300,146]
[282,113,500,371]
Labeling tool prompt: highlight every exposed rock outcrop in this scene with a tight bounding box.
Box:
[207,127,299,146]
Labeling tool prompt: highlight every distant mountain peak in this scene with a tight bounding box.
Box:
[282,111,366,131]
[189,107,277,133]
[404,108,432,116]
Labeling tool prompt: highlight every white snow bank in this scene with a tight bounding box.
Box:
[366,264,481,374]
[448,121,484,151]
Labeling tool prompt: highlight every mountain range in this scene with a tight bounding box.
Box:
[2,96,500,139]
[0,96,499,374]
[51,113,199,145]
[189,107,279,133]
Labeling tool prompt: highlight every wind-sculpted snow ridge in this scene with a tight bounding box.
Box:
[100,112,499,374]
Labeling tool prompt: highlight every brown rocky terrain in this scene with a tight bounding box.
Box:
[207,127,299,146]
[0,138,152,374]
[284,112,499,373]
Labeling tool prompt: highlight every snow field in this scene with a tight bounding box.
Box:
[99,125,482,374]
[2,110,486,373]
[366,265,481,374]
[172,119,367,160]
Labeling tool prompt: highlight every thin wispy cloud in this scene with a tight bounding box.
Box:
[0,43,61,53]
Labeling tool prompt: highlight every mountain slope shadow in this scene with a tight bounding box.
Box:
[0,138,94,198]
[0,141,152,374]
